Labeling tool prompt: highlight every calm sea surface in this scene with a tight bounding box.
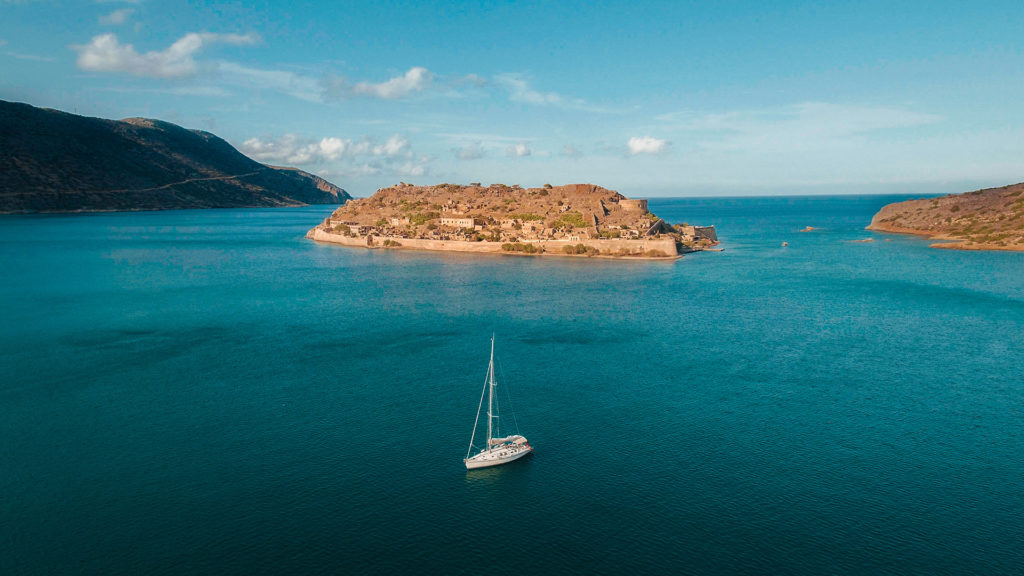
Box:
[3,196,1023,575]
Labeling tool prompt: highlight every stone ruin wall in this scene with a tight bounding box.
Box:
[694,226,718,242]
[309,228,679,257]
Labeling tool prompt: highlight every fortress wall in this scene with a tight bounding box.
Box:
[619,199,649,212]
[310,229,504,253]
[526,237,677,255]
[310,229,679,257]
[694,225,718,242]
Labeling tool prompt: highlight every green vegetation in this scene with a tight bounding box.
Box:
[375,218,388,227]
[382,239,402,247]
[600,229,621,238]
[332,223,351,234]
[559,211,587,227]
[409,211,440,225]
[502,243,541,254]
[563,243,599,256]
[509,213,545,221]
[399,199,430,212]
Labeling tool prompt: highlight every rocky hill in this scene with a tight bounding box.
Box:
[332,182,656,229]
[0,100,350,213]
[867,182,1024,250]
[309,182,718,259]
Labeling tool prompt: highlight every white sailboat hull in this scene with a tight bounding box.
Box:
[464,443,533,469]
[464,336,533,470]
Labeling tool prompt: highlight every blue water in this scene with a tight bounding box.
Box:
[2,196,1023,575]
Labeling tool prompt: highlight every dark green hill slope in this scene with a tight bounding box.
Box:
[0,100,350,213]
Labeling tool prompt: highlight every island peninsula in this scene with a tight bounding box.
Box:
[868,182,1024,251]
[308,183,718,259]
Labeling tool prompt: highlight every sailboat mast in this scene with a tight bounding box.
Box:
[486,334,495,449]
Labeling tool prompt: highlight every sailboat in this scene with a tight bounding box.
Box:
[464,335,533,470]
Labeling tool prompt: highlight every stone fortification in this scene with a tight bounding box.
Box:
[309,182,718,260]
[308,227,681,258]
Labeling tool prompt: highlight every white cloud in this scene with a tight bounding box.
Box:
[323,67,433,100]
[630,102,956,190]
[73,32,259,78]
[99,8,134,25]
[456,73,488,88]
[5,51,56,62]
[561,144,582,158]
[374,134,410,156]
[628,136,669,155]
[506,142,532,157]
[438,132,535,144]
[452,141,486,160]
[240,133,426,177]
[395,159,429,176]
[657,102,941,149]
[354,66,431,98]
[215,61,321,102]
[493,73,612,113]
[495,73,562,105]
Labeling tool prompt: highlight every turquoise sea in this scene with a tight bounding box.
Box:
[3,196,1024,575]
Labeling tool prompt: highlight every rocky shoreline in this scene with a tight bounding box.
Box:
[867,183,1024,252]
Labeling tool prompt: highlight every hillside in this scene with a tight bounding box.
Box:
[0,100,350,213]
[867,182,1024,250]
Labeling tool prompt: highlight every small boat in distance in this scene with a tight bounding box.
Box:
[464,335,533,470]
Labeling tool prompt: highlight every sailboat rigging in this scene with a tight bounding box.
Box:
[464,335,533,469]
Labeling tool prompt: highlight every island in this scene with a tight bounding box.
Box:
[0,100,349,213]
[867,182,1024,251]
[307,182,718,259]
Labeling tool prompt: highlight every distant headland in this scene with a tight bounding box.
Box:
[0,100,350,213]
[868,182,1024,251]
[307,182,718,259]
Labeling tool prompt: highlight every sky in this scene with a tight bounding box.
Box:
[2,0,1023,197]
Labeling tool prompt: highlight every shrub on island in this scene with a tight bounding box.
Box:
[509,213,545,221]
[409,211,440,225]
[559,211,587,228]
[502,243,541,254]
[563,243,599,256]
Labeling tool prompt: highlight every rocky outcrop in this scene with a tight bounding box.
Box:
[309,182,719,259]
[0,100,350,213]
[867,182,1024,251]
